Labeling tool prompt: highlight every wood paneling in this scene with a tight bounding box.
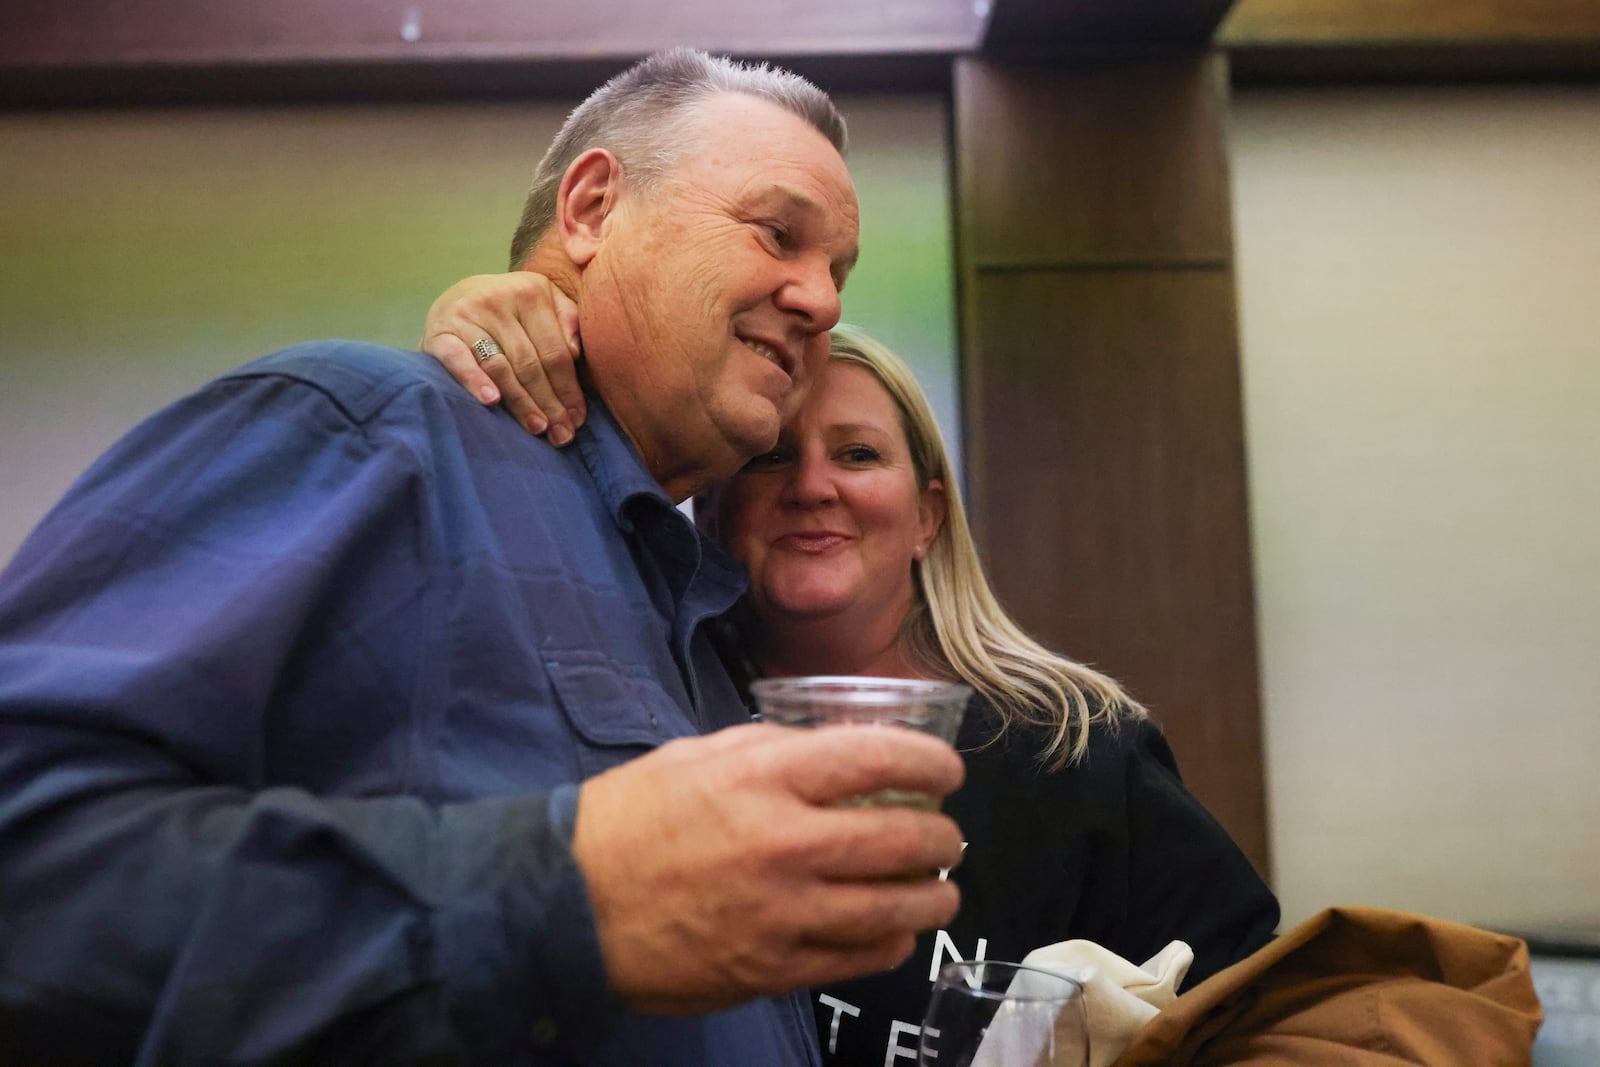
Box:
[953,54,1270,874]
[968,270,1265,862]
[1221,0,1600,45]
[0,0,981,106]
[0,53,963,109]
[1221,0,1600,82]
[0,0,983,63]
[957,57,1231,266]
[982,0,1236,49]
[9,0,1594,108]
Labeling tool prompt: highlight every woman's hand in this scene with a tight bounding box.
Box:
[419,272,585,445]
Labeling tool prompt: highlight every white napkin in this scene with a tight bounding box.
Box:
[1014,939,1193,1067]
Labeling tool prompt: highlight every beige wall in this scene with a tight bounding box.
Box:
[1230,85,1600,929]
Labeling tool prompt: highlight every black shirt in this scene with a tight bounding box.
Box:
[811,699,1280,1066]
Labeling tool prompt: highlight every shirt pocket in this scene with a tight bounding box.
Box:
[544,649,684,778]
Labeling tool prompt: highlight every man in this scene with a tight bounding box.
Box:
[0,49,964,1065]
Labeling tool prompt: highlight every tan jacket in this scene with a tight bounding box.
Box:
[1112,906,1542,1066]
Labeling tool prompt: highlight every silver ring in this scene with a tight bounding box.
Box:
[472,337,504,362]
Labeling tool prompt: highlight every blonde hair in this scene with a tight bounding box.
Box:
[827,323,1146,768]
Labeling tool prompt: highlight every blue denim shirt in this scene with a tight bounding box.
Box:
[0,340,821,1066]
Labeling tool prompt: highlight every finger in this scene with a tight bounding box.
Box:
[457,305,556,437]
[798,877,961,952]
[648,882,949,1013]
[421,275,552,435]
[810,933,923,986]
[767,932,925,1001]
[421,313,546,433]
[517,280,587,432]
[771,726,966,808]
[629,931,921,1018]
[425,332,502,407]
[509,298,583,447]
[803,806,966,881]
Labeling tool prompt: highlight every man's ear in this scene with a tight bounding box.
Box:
[556,148,624,267]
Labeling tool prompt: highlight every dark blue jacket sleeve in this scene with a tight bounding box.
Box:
[0,372,613,1064]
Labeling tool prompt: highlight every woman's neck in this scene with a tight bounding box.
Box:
[750,602,920,680]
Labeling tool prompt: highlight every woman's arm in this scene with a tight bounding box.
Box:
[1120,721,1280,987]
[420,271,586,444]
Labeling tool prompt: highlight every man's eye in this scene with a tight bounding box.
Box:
[762,223,790,247]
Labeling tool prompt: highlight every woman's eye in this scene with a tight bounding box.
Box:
[842,446,881,464]
[743,449,790,471]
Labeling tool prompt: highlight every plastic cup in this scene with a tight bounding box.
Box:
[749,675,972,809]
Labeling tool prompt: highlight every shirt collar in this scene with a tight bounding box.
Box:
[572,392,671,531]
[573,391,748,604]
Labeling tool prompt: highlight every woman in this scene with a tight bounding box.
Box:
[421,278,1279,1066]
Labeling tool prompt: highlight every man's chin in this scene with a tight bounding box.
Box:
[725,408,783,462]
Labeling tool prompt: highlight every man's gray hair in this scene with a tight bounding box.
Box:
[507,48,847,269]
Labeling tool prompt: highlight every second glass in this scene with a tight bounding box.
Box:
[919,960,1089,1067]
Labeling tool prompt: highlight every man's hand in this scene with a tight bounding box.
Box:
[419,272,586,444]
[571,723,966,1016]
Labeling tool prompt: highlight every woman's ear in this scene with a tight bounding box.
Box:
[555,148,624,267]
[916,478,947,560]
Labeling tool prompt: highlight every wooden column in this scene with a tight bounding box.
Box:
[953,53,1271,875]
[1220,0,1600,81]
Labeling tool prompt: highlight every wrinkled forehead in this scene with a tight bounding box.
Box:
[674,93,860,264]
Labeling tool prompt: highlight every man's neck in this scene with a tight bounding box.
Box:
[517,250,581,303]
[518,251,732,504]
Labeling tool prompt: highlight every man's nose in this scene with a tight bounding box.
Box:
[778,255,843,332]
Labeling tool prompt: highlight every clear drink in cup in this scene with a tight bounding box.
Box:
[749,675,972,809]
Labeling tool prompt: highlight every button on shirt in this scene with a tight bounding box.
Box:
[0,340,821,1066]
